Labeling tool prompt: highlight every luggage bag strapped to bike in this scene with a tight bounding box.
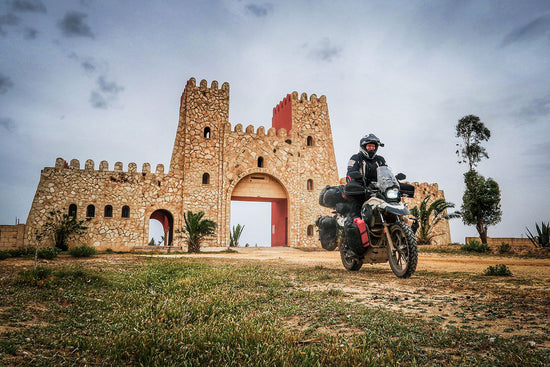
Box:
[399,182,415,198]
[315,215,339,251]
[319,185,346,208]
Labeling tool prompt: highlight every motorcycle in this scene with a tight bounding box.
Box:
[316,166,418,278]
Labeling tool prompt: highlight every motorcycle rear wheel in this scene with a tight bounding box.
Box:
[387,221,418,278]
[340,250,363,271]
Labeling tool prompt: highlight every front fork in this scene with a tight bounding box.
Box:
[379,212,397,253]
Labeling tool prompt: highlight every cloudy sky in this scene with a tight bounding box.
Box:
[1,0,549,245]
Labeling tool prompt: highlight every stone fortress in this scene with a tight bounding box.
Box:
[1,77,450,251]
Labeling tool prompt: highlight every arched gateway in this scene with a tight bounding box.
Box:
[230,173,288,247]
[149,209,174,246]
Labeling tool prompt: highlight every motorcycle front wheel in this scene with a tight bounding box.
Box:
[387,221,418,278]
[340,249,363,271]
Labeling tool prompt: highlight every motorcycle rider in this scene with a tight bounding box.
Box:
[347,133,386,186]
[344,134,387,215]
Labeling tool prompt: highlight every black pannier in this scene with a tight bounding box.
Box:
[399,182,415,198]
[315,215,338,251]
[319,185,346,208]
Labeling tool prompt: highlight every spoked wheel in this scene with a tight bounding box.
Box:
[340,248,363,271]
[386,221,418,278]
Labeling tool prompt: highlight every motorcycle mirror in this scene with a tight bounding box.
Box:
[396,173,406,180]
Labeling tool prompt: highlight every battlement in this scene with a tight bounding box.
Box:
[186,77,230,92]
[272,91,328,131]
[227,122,289,137]
[54,158,166,175]
[179,78,230,114]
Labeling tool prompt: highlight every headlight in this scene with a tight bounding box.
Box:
[386,188,399,200]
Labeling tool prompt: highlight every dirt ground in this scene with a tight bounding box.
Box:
[182,248,550,348]
[5,248,550,348]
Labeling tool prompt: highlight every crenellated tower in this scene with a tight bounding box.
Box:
[169,78,230,178]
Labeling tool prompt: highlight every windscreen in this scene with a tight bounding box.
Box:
[377,166,399,192]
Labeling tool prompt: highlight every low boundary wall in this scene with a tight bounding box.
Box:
[465,236,534,253]
[0,224,26,250]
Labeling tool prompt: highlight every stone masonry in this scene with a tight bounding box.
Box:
[14,77,450,251]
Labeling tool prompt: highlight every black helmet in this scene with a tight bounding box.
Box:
[359,134,384,159]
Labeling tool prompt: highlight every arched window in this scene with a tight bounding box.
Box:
[202,173,210,185]
[307,225,314,236]
[86,204,95,218]
[203,127,211,139]
[122,205,130,218]
[104,205,113,218]
[257,156,264,168]
[306,136,314,146]
[307,179,314,191]
[68,204,77,217]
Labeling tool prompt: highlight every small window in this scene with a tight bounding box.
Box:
[202,173,210,185]
[307,179,314,191]
[307,225,314,236]
[86,204,95,218]
[204,127,211,139]
[257,156,264,168]
[122,205,130,218]
[68,204,77,217]
[306,136,314,146]
[104,205,113,218]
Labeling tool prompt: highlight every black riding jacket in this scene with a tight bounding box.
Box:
[346,153,387,186]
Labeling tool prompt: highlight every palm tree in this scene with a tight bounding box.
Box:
[182,211,217,253]
[410,195,460,245]
[229,224,245,247]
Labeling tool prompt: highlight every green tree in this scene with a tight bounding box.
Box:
[460,171,502,244]
[455,114,491,171]
[181,211,217,253]
[229,224,245,247]
[42,209,88,251]
[410,195,460,245]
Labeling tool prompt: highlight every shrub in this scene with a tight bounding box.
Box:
[69,244,97,258]
[484,264,512,276]
[462,239,490,253]
[37,246,61,260]
[104,248,114,254]
[498,242,511,254]
[0,250,10,260]
[18,266,55,285]
[8,248,33,257]
[526,222,549,248]
[41,209,88,251]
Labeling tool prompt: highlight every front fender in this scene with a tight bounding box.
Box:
[382,203,410,216]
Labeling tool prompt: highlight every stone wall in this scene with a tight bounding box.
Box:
[465,236,535,253]
[0,224,25,250]
[402,182,452,246]
[24,160,181,251]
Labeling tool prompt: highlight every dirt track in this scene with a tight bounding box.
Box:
[191,247,550,278]
[185,248,550,347]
